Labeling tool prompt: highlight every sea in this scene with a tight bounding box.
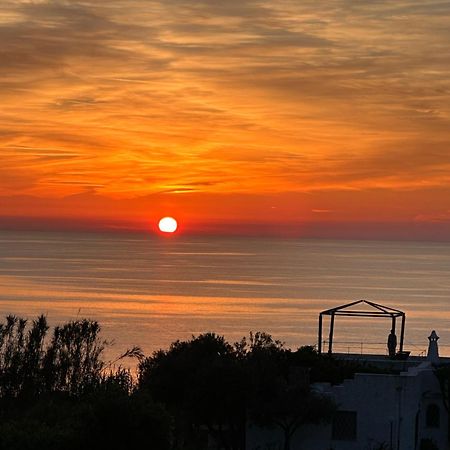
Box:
[1,230,450,364]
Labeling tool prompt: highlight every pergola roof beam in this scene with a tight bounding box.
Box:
[320,299,365,315]
[365,300,404,314]
[324,311,402,317]
[328,312,400,318]
[320,299,404,316]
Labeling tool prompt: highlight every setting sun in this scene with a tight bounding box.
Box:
[158,217,178,233]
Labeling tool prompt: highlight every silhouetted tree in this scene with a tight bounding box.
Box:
[43,319,106,395]
[0,315,48,398]
[0,369,171,450]
[82,379,171,450]
[139,333,246,450]
[243,339,335,450]
[250,381,335,450]
[0,315,171,450]
[0,317,373,450]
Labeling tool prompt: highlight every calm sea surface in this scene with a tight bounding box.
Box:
[1,230,450,362]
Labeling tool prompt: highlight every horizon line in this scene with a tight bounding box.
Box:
[1,215,450,242]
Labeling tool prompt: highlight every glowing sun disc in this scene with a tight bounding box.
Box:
[158,217,178,233]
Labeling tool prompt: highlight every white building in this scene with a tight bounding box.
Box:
[247,331,449,450]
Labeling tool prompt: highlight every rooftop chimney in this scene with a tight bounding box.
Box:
[427,330,440,363]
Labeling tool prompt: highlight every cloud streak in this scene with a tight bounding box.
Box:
[1,0,450,232]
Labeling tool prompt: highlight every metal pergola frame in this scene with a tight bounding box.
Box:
[318,299,405,355]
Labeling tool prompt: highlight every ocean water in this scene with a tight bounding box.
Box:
[1,230,450,363]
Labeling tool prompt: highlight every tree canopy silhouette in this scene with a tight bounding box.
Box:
[0,316,370,450]
[0,315,170,450]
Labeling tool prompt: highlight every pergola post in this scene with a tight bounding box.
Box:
[399,313,406,352]
[318,313,323,355]
[328,313,335,355]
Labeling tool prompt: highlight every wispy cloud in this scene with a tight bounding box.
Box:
[1,0,450,228]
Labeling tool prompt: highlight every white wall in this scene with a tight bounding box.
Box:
[246,362,448,450]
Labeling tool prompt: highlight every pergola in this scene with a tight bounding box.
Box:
[318,299,405,355]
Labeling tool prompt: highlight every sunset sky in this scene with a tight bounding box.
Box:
[1,1,450,238]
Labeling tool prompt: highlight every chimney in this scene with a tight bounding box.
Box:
[427,330,440,364]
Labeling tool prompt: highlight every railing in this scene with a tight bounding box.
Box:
[319,340,430,357]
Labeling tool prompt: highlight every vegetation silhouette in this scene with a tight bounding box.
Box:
[0,315,380,450]
[139,332,247,450]
[0,315,169,450]
[139,332,342,450]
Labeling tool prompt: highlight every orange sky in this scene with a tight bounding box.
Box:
[1,1,450,238]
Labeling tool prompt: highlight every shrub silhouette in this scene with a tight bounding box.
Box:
[0,317,363,450]
[139,332,338,450]
[0,315,170,450]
